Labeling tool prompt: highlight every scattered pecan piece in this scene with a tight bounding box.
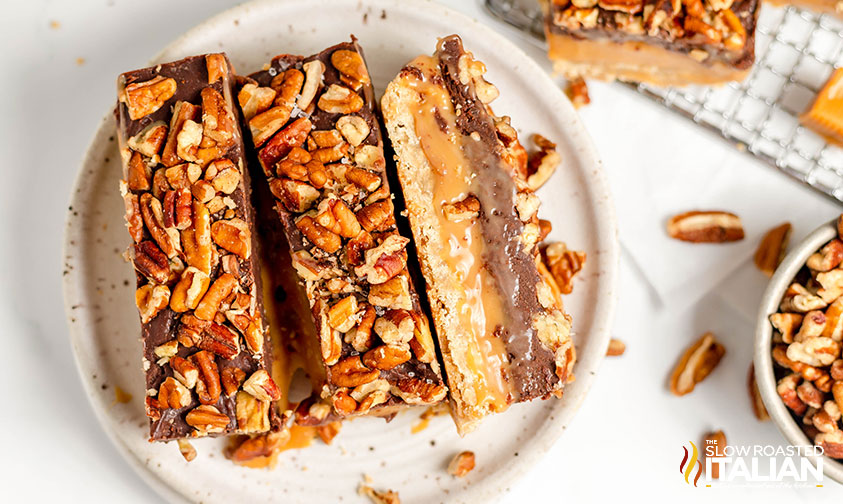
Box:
[541,242,586,295]
[564,77,590,109]
[177,439,197,462]
[669,332,725,396]
[703,430,726,479]
[316,422,342,445]
[526,134,560,191]
[447,451,476,478]
[667,210,744,243]
[606,338,626,356]
[754,222,791,277]
[747,365,770,421]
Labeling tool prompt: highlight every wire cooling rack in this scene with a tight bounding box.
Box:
[485,0,843,203]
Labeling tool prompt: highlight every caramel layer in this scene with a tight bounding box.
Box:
[801,68,843,147]
[547,31,751,86]
[406,55,511,412]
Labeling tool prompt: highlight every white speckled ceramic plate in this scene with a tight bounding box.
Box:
[62,0,618,502]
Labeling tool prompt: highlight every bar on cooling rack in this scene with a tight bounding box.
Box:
[116,54,282,441]
[381,34,575,435]
[541,0,760,86]
[801,67,843,147]
[238,38,447,424]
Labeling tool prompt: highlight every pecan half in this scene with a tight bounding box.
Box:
[296,215,341,253]
[669,332,726,396]
[242,369,282,401]
[565,77,590,109]
[816,430,843,458]
[770,312,804,344]
[667,210,744,243]
[259,116,312,170]
[442,195,480,222]
[391,378,447,405]
[127,121,168,159]
[182,199,213,274]
[191,350,222,405]
[362,344,412,370]
[170,267,211,313]
[329,355,379,388]
[807,239,843,272]
[781,283,828,313]
[135,284,170,324]
[211,218,251,260]
[127,151,151,192]
[194,273,238,321]
[198,323,241,360]
[139,193,178,258]
[162,102,200,167]
[317,84,363,114]
[234,391,271,433]
[157,377,192,409]
[134,240,170,284]
[185,404,229,434]
[122,75,177,120]
[238,83,276,121]
[331,49,370,90]
[777,373,807,415]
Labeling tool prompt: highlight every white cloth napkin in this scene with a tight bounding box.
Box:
[578,80,841,309]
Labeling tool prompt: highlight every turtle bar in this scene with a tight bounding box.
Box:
[381,35,575,434]
[115,54,282,441]
[542,0,760,86]
[238,38,447,424]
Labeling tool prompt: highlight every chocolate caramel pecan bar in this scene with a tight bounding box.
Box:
[542,0,759,86]
[381,35,575,434]
[116,54,282,441]
[238,39,447,422]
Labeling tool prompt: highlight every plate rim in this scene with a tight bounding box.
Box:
[62,0,619,502]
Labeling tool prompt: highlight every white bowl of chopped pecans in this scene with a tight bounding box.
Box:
[755,217,843,484]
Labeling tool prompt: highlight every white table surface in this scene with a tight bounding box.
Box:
[3,0,842,502]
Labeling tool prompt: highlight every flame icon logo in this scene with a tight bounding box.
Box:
[679,441,703,487]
